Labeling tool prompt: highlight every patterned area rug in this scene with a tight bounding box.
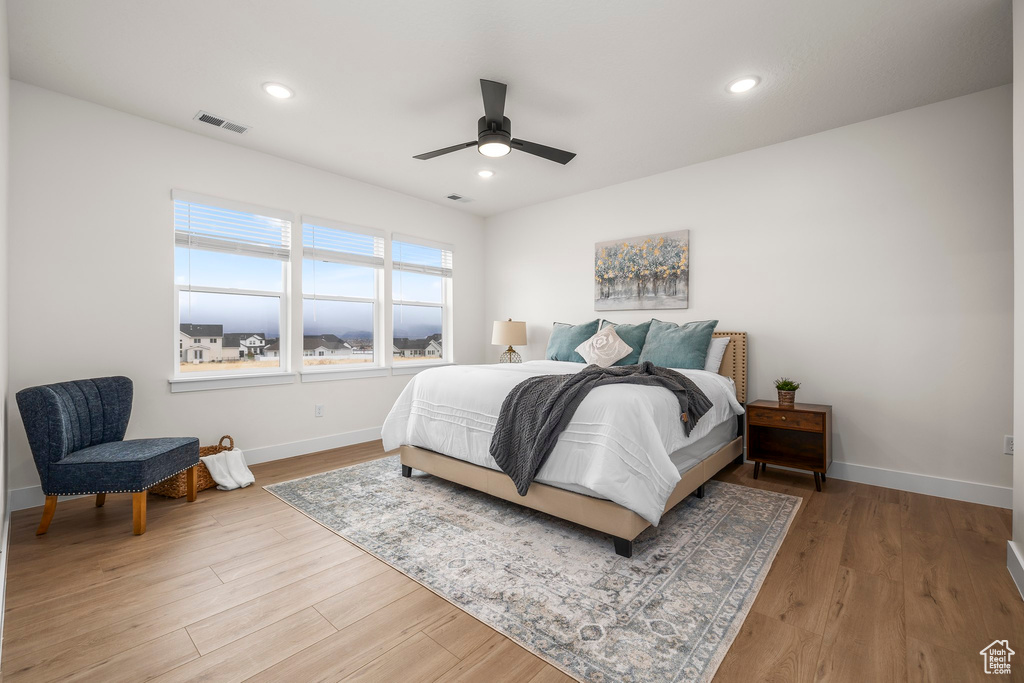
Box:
[266,456,800,683]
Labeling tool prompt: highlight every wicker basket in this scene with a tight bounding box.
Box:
[150,435,234,498]
[777,390,796,408]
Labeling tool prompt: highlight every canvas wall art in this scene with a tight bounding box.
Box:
[595,230,689,310]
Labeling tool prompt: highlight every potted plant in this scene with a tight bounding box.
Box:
[774,378,801,407]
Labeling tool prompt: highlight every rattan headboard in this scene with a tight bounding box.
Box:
[711,331,747,404]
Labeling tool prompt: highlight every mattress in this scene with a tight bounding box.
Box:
[669,417,739,474]
[541,417,739,499]
[382,360,745,525]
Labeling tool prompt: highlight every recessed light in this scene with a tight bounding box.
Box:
[727,77,760,94]
[477,170,494,178]
[262,82,294,99]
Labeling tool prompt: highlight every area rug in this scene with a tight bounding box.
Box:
[266,456,800,683]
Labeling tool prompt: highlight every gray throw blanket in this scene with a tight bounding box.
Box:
[489,362,713,496]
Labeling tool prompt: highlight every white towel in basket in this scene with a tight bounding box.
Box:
[200,448,255,491]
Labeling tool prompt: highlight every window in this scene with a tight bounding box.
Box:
[302,216,384,370]
[392,236,453,364]
[174,191,291,377]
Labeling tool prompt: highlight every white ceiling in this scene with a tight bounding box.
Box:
[7,0,1011,217]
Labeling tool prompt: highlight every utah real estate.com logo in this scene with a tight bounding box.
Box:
[980,640,1014,675]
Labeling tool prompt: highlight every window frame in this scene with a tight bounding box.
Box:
[390,233,454,369]
[168,194,457,391]
[171,190,293,383]
[300,215,386,376]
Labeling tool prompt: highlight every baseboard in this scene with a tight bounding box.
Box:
[1008,541,1024,601]
[7,426,384,511]
[241,427,382,465]
[746,458,1012,509]
[0,506,10,660]
[6,486,80,512]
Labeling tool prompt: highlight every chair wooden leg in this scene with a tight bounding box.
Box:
[36,495,57,535]
[186,465,198,502]
[95,493,106,507]
[132,492,147,535]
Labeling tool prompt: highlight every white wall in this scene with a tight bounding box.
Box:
[1010,0,1024,591]
[0,0,10,649]
[0,0,8,515]
[484,86,1013,506]
[7,81,485,501]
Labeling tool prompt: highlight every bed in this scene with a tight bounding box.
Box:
[382,331,747,557]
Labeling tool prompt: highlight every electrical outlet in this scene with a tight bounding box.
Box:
[315,404,325,418]
[1004,435,1013,455]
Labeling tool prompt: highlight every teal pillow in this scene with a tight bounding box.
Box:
[599,320,652,366]
[638,319,719,369]
[545,320,600,363]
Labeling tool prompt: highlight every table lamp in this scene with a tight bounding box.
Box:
[492,319,527,363]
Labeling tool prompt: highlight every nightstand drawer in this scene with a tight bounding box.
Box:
[747,406,823,432]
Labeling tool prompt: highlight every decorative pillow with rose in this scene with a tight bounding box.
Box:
[575,325,633,367]
[598,319,652,365]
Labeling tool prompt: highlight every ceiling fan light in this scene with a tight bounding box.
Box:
[479,140,511,157]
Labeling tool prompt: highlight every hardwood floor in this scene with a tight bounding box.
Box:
[0,442,1017,682]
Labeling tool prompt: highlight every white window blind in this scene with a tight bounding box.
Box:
[392,236,453,278]
[302,217,384,269]
[173,191,292,261]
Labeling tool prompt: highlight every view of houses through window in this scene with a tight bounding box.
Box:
[179,324,279,372]
[175,197,452,376]
[174,193,290,375]
[302,219,383,368]
[392,239,451,363]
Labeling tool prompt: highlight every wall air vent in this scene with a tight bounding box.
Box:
[193,110,251,134]
[446,193,472,203]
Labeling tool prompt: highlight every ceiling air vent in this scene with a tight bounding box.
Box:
[221,121,249,134]
[446,193,472,203]
[193,110,251,134]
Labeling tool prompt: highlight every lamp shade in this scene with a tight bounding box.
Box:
[492,319,527,346]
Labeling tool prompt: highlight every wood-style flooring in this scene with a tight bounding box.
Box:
[0,442,1018,682]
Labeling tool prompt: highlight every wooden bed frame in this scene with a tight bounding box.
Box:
[400,331,748,557]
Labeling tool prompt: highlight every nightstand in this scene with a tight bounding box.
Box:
[745,399,832,491]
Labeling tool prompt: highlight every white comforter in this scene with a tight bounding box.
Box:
[382,361,744,525]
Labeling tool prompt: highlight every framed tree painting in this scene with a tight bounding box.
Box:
[595,230,689,310]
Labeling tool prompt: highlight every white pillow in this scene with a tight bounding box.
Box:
[575,325,632,367]
[704,336,730,372]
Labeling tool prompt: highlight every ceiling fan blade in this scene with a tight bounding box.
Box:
[480,79,507,125]
[413,141,477,160]
[511,139,576,165]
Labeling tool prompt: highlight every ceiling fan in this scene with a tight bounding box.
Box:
[413,79,576,165]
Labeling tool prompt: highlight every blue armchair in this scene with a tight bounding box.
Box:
[16,376,200,535]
